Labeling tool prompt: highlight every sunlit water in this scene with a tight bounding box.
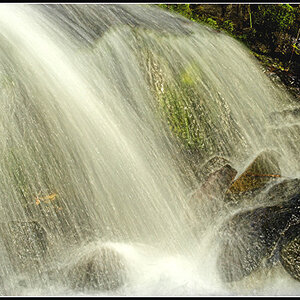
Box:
[0,4,299,296]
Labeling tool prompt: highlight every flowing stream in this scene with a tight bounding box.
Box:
[0,4,299,296]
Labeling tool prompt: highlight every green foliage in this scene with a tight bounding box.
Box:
[175,4,193,18]
[292,43,300,55]
[158,4,192,19]
[222,20,235,34]
[205,17,218,29]
[253,4,295,32]
[157,4,299,58]
[252,4,296,51]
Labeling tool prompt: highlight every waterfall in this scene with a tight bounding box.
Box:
[0,4,299,296]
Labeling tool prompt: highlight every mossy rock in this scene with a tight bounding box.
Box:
[66,243,127,291]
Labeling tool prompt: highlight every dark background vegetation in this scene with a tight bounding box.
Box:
[158,4,300,99]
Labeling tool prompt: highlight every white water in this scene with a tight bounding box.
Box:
[0,4,299,296]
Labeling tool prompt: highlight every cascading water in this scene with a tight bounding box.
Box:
[0,3,299,296]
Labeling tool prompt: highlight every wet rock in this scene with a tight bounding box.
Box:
[225,150,281,205]
[37,4,193,47]
[268,107,300,126]
[280,236,300,281]
[279,217,300,282]
[217,196,299,282]
[269,125,300,166]
[261,178,300,204]
[0,221,48,273]
[195,156,235,182]
[188,160,237,231]
[65,243,127,291]
[193,164,237,199]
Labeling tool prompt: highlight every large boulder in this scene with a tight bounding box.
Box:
[225,150,282,205]
[217,195,300,283]
[65,242,127,291]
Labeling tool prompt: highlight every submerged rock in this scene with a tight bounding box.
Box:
[65,243,127,291]
[193,164,237,200]
[225,150,281,205]
[195,156,235,182]
[188,157,237,231]
[0,221,48,273]
[217,195,300,283]
[270,124,300,165]
[269,107,300,126]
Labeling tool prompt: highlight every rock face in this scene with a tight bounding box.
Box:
[0,221,48,274]
[217,194,300,283]
[225,150,282,205]
[65,243,127,291]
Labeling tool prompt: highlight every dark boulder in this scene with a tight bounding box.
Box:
[217,195,300,282]
[279,215,300,282]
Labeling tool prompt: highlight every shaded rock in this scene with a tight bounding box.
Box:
[65,243,127,291]
[0,221,48,273]
[225,150,281,205]
[217,196,299,282]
